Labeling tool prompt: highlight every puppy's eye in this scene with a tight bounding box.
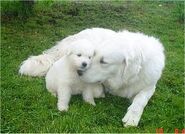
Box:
[77,54,81,57]
[89,56,91,59]
[100,57,108,64]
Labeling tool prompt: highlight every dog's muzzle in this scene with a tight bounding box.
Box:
[77,70,84,76]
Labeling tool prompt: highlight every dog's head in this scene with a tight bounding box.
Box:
[78,33,145,84]
[66,39,95,73]
[78,38,131,83]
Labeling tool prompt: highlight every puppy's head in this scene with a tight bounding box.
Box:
[66,39,95,73]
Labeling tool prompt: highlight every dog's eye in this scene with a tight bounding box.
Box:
[89,56,91,59]
[77,54,81,57]
[100,57,108,64]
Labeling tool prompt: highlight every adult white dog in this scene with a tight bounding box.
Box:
[19,28,165,127]
[46,39,104,111]
[79,31,165,127]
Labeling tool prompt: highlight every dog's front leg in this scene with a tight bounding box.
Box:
[57,87,72,112]
[122,85,156,127]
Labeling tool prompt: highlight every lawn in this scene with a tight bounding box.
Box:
[1,1,184,133]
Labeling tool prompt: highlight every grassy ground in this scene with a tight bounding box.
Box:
[1,1,184,133]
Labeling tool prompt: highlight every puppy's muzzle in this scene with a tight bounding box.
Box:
[77,70,84,76]
[82,62,87,68]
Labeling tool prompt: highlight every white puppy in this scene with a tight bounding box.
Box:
[45,39,104,111]
[79,31,165,127]
[19,28,115,76]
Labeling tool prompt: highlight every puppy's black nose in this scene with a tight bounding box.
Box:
[77,70,83,76]
[82,62,87,67]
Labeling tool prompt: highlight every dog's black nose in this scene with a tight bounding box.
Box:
[82,62,87,67]
[77,70,83,76]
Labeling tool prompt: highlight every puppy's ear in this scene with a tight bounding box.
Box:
[65,50,72,56]
[65,45,74,56]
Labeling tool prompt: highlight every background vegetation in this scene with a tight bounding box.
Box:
[1,1,184,133]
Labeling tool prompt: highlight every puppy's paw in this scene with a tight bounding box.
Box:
[89,101,96,106]
[85,99,96,106]
[57,104,69,112]
[122,109,140,127]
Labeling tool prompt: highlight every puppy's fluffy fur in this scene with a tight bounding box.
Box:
[45,39,104,111]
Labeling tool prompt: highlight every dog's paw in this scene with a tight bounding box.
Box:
[89,101,96,106]
[57,104,69,112]
[122,109,140,127]
[85,99,96,106]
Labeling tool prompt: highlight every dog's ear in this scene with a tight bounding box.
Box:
[65,49,72,56]
[122,53,143,80]
[121,57,128,79]
[122,58,127,67]
[66,51,72,56]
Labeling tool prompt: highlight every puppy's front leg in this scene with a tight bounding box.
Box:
[122,85,155,127]
[82,89,96,106]
[57,87,71,112]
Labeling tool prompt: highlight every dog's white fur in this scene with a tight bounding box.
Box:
[79,31,165,126]
[19,28,165,127]
[19,28,115,76]
[46,39,104,111]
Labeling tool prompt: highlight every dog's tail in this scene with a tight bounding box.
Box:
[19,54,55,77]
[18,34,79,77]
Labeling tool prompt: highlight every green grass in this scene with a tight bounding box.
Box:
[1,1,184,133]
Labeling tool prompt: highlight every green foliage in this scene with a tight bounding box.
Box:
[1,1,184,133]
[1,0,34,19]
[172,1,184,23]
